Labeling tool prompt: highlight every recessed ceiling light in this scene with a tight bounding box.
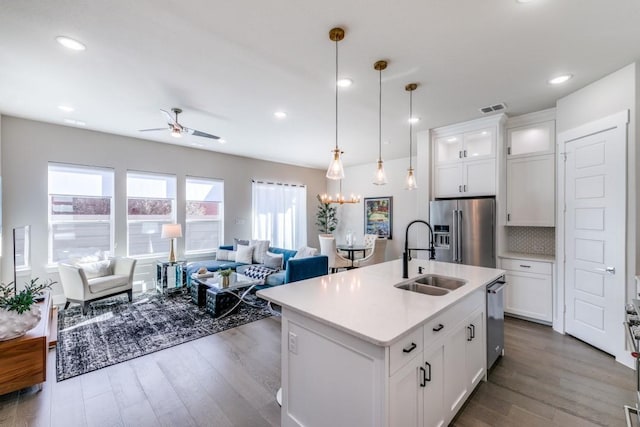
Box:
[64,118,85,126]
[274,111,287,119]
[337,78,353,88]
[58,105,74,112]
[481,131,488,135]
[55,36,86,51]
[549,74,573,85]
[408,117,421,124]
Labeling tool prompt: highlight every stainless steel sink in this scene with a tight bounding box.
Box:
[413,274,467,290]
[395,282,450,296]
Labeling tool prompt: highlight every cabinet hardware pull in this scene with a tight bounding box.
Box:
[464,150,467,157]
[433,324,444,332]
[403,342,417,353]
[467,325,473,341]
[470,323,475,340]
[458,185,462,192]
[459,151,462,158]
[519,264,531,268]
[463,184,467,192]
[419,366,426,387]
[507,213,511,222]
[424,362,432,382]
[507,147,511,155]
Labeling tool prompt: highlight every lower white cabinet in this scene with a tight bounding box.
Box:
[500,257,553,323]
[388,304,485,427]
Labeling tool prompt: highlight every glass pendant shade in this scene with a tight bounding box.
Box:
[405,167,417,190]
[326,148,345,180]
[373,160,387,185]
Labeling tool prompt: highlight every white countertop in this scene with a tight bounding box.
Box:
[257,259,505,347]
[499,251,556,263]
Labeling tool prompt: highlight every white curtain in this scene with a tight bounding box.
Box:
[252,181,307,250]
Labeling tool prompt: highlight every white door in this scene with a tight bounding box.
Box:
[564,126,626,355]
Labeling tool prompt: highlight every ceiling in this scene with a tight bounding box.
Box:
[1,0,639,170]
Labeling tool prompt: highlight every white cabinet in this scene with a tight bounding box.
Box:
[505,119,555,226]
[388,292,485,427]
[432,118,503,198]
[500,257,553,324]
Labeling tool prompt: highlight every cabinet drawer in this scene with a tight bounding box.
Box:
[424,290,484,344]
[389,327,423,376]
[500,258,551,275]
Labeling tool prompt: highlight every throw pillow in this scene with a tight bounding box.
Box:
[216,249,231,261]
[77,259,113,279]
[250,239,270,264]
[235,244,255,264]
[264,251,284,270]
[233,238,250,250]
[292,246,318,259]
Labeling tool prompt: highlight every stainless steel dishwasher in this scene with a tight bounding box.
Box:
[487,277,506,370]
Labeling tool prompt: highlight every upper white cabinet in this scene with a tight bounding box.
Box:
[505,111,556,226]
[432,116,504,198]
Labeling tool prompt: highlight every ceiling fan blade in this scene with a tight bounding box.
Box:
[139,127,169,132]
[160,109,177,125]
[187,128,220,139]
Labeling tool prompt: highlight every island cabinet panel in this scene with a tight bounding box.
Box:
[280,292,486,427]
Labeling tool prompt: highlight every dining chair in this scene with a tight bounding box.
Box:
[318,234,352,273]
[353,237,387,268]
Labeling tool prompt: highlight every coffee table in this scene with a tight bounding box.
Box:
[191,273,262,318]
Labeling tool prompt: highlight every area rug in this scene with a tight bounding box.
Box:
[56,291,275,381]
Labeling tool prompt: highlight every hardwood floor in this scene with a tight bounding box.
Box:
[0,315,635,426]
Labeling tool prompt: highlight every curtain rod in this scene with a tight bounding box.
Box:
[252,179,306,188]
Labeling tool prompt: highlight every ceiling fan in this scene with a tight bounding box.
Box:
[139,108,220,140]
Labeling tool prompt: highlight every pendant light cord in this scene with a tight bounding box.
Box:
[409,89,413,168]
[335,38,339,152]
[378,67,382,161]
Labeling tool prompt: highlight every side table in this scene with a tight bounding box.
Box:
[156,260,187,294]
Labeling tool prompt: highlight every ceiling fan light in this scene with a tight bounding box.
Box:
[326,149,345,180]
[373,160,387,185]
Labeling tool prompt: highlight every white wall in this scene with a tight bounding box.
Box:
[326,156,419,260]
[0,116,326,300]
[556,62,638,303]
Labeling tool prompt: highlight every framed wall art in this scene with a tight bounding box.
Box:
[364,197,392,239]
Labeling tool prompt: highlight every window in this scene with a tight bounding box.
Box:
[186,177,224,253]
[48,163,114,263]
[252,181,307,250]
[127,172,176,257]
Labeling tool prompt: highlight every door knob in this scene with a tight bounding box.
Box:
[595,267,616,275]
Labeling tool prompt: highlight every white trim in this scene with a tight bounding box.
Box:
[430,113,506,138]
[555,110,630,360]
[505,108,556,129]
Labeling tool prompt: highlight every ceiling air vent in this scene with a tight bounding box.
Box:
[479,103,507,115]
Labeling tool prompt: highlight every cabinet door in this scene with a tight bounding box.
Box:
[434,135,463,164]
[504,271,553,323]
[434,164,463,198]
[463,128,495,161]
[423,343,446,427]
[507,120,555,158]
[506,155,555,226]
[465,310,485,390]
[463,159,496,196]
[389,357,423,427]
[443,322,468,415]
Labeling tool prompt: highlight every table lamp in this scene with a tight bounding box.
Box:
[161,224,182,263]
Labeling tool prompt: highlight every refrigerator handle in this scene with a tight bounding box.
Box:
[457,209,463,263]
[452,210,457,262]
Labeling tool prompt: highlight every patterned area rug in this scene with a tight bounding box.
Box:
[56,291,275,381]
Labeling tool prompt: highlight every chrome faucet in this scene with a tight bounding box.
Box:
[403,220,436,279]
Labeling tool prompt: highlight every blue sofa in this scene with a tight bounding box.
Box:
[185,245,328,289]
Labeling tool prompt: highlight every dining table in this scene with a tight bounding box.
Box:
[336,244,369,268]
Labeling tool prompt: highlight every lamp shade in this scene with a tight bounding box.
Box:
[161,223,182,239]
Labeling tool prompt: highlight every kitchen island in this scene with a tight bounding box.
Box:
[257,258,505,427]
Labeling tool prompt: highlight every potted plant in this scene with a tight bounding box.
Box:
[316,195,337,234]
[0,278,55,341]
[219,269,232,288]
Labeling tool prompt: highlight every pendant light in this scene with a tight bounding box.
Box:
[373,60,388,185]
[405,83,418,190]
[326,27,346,180]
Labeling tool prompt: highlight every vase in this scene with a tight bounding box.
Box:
[221,276,230,288]
[0,305,42,341]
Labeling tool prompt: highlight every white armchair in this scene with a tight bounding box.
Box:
[319,234,352,273]
[353,237,387,268]
[59,257,137,315]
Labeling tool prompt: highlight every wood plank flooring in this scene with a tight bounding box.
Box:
[0,315,635,426]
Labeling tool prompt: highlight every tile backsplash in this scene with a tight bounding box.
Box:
[506,226,555,256]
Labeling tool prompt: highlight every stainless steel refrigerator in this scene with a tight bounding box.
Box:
[429,198,495,268]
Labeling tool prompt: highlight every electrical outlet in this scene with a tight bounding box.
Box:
[288,332,298,354]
